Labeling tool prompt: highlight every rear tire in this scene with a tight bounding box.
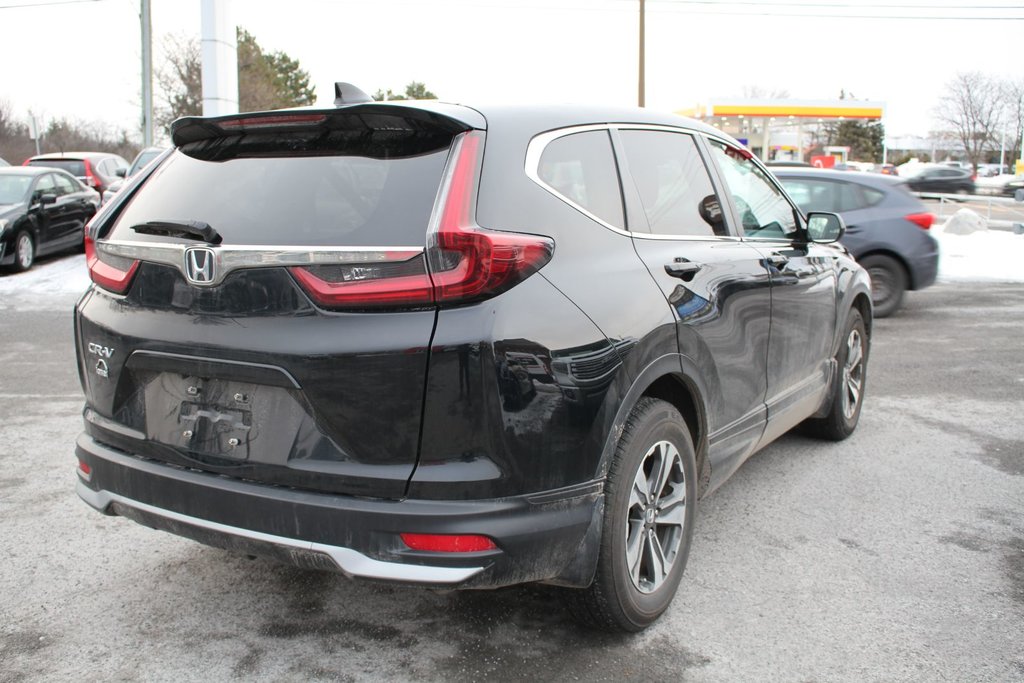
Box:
[860,254,905,318]
[564,397,697,632]
[803,308,868,441]
[12,231,34,272]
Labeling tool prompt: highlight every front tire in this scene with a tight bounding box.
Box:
[13,231,35,272]
[565,397,697,632]
[860,254,905,318]
[803,308,868,441]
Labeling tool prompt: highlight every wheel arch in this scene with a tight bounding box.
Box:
[597,354,709,496]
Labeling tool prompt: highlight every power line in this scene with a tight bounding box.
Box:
[0,0,100,8]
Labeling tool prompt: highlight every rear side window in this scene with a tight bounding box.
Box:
[779,178,873,213]
[109,128,455,247]
[619,130,725,237]
[30,159,86,177]
[538,130,624,230]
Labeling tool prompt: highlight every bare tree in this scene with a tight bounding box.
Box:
[155,34,202,134]
[934,72,1005,170]
[156,29,316,135]
[1002,78,1024,171]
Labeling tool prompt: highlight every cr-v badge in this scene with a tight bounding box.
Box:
[87,342,114,378]
[184,247,216,285]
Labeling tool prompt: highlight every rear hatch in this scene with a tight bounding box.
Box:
[75,105,478,499]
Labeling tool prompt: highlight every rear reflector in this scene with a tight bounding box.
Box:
[400,533,497,553]
[85,235,139,294]
[905,212,934,230]
[77,460,91,480]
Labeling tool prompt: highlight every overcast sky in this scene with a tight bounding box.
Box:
[3,0,1022,141]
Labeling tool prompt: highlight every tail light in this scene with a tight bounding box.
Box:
[85,235,139,293]
[290,131,554,309]
[400,533,497,553]
[905,212,934,230]
[83,159,101,189]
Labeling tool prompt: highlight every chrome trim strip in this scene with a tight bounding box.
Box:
[524,124,742,242]
[76,483,485,584]
[96,240,425,287]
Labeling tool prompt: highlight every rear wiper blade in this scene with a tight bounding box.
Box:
[131,220,222,244]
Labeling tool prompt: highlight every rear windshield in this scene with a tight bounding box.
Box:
[109,129,454,247]
[29,159,86,176]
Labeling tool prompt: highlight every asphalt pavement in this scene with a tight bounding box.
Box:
[1,277,1022,682]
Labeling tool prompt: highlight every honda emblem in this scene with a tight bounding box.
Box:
[184,247,216,285]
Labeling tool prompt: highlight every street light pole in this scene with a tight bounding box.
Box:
[638,0,645,107]
[141,0,153,146]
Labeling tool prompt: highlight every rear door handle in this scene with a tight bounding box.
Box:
[664,260,703,279]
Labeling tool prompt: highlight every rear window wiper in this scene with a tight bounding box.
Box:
[131,220,222,244]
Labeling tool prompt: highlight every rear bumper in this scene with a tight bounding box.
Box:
[75,433,603,589]
[908,242,939,290]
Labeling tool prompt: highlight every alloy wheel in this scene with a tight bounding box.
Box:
[625,439,686,593]
[16,233,34,270]
[842,329,864,419]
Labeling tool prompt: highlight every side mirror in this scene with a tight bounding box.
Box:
[39,193,58,206]
[116,168,127,178]
[806,211,845,243]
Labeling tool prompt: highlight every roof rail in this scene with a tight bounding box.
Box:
[334,82,373,106]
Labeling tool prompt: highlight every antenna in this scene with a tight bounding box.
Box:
[334,83,373,106]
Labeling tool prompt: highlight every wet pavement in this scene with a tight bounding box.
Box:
[1,280,1022,682]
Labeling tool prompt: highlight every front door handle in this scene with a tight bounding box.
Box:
[664,260,703,279]
[767,254,789,269]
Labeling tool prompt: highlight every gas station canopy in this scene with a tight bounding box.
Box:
[677,98,886,161]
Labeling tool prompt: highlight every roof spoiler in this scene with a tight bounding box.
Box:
[334,82,373,106]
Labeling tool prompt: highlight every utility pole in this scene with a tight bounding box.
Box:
[638,0,645,107]
[201,0,239,117]
[141,0,153,146]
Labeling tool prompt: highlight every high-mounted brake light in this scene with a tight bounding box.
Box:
[289,130,554,310]
[905,212,934,230]
[218,114,327,129]
[85,235,139,294]
[400,533,497,553]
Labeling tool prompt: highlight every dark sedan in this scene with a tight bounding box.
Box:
[774,168,939,317]
[0,166,98,272]
[901,164,975,195]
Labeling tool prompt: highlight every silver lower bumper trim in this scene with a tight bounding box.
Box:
[76,481,484,584]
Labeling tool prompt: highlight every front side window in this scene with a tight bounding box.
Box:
[707,140,798,239]
[537,130,624,230]
[619,130,726,237]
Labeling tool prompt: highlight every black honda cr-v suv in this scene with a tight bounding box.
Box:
[74,85,872,632]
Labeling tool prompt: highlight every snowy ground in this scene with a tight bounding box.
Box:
[932,222,1024,283]
[0,221,1020,312]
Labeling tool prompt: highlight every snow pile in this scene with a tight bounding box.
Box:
[933,220,1024,283]
[0,254,91,311]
